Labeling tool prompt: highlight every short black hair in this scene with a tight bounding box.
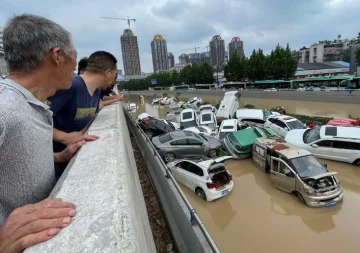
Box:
[86,51,117,73]
[77,57,88,75]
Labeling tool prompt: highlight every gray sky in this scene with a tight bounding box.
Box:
[1,0,359,74]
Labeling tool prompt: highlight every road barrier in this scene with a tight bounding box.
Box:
[124,109,220,253]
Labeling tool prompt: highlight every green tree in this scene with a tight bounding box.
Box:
[283,43,298,79]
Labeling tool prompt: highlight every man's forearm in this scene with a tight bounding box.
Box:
[53,128,68,144]
[54,152,66,163]
[102,97,120,106]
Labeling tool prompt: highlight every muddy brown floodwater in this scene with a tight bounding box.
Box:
[127,95,360,253]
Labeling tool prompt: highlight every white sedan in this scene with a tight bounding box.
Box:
[184,126,214,137]
[264,115,307,137]
[167,156,234,201]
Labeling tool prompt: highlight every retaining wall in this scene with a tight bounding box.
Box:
[26,102,156,253]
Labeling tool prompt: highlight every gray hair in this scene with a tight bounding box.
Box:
[3,14,76,72]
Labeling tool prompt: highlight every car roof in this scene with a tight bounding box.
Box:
[232,128,261,145]
[169,130,195,139]
[181,108,196,113]
[222,119,238,126]
[269,115,296,122]
[256,137,311,159]
[224,91,238,96]
[320,125,360,140]
[236,109,263,118]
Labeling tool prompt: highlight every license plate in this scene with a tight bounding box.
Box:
[221,189,229,195]
[325,201,336,207]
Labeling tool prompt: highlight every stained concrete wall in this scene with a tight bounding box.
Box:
[26,102,156,253]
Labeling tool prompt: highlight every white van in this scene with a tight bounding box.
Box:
[216,91,239,121]
[180,109,198,129]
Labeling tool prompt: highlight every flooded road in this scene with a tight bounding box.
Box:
[125,93,360,118]
[127,96,360,253]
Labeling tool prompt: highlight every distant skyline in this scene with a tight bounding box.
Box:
[0,0,360,73]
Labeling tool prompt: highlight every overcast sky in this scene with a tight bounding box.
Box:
[1,0,359,74]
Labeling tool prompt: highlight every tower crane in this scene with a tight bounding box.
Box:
[181,46,200,53]
[100,16,137,76]
[100,16,136,30]
[203,45,210,52]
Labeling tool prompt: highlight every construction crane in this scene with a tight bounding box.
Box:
[203,45,210,52]
[181,46,200,53]
[100,16,137,76]
[100,16,136,30]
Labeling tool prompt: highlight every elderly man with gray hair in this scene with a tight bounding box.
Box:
[0,14,97,252]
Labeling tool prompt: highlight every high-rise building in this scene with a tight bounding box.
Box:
[151,34,168,73]
[179,53,188,64]
[200,52,210,65]
[209,35,225,69]
[120,29,141,76]
[167,52,175,69]
[188,53,201,65]
[229,37,244,58]
[0,26,7,76]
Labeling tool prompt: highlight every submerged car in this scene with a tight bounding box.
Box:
[138,115,175,139]
[152,130,223,162]
[217,119,245,141]
[199,111,218,136]
[265,115,307,137]
[180,108,198,129]
[220,126,281,159]
[252,137,343,207]
[167,156,234,201]
[184,126,214,137]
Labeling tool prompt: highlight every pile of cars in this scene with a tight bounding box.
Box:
[134,91,359,207]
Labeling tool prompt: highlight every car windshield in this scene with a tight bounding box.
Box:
[182,112,193,120]
[303,126,321,143]
[219,132,230,140]
[256,127,276,137]
[263,110,272,120]
[227,133,242,151]
[159,133,172,144]
[223,125,234,130]
[287,120,306,130]
[201,114,212,122]
[290,155,327,178]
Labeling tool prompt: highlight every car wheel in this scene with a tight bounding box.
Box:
[164,152,176,163]
[353,159,360,166]
[296,192,306,205]
[208,149,218,158]
[195,188,207,201]
[144,130,154,139]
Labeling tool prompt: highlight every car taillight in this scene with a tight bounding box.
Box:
[206,182,216,189]
[143,120,149,125]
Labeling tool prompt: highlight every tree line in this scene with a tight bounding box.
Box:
[224,44,298,82]
[118,62,214,91]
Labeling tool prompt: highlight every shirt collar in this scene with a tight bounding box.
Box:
[0,78,50,110]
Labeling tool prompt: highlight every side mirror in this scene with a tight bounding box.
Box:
[311,143,318,148]
[283,168,294,177]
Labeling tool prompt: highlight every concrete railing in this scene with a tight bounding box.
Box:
[26,102,156,253]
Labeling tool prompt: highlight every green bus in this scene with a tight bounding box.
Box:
[253,76,360,91]
[169,85,191,91]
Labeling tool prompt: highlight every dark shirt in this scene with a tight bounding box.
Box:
[101,84,115,100]
[47,75,101,178]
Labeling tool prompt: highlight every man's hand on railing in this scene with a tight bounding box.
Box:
[0,198,76,253]
[54,135,99,163]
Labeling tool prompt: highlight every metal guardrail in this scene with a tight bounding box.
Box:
[124,109,220,253]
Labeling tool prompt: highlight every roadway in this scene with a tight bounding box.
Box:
[127,90,360,104]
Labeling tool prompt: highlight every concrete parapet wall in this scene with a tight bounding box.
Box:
[26,103,156,253]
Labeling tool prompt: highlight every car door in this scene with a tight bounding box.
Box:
[188,137,206,156]
[184,163,204,191]
[270,157,296,193]
[308,140,334,160]
[331,141,356,163]
[273,119,288,137]
[169,138,191,158]
[174,161,191,185]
